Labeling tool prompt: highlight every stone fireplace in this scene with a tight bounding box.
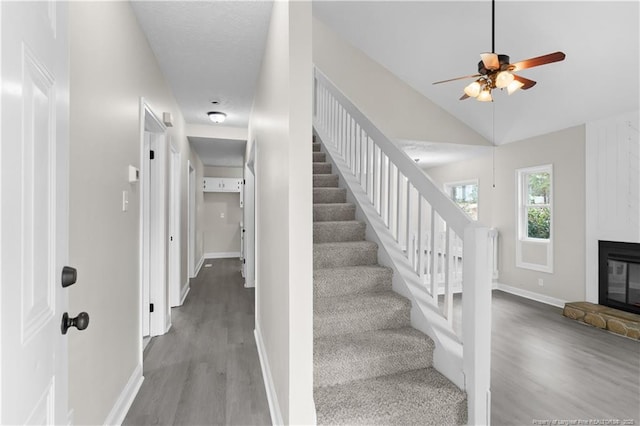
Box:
[598,240,640,315]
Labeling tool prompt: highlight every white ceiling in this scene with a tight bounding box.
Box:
[131,1,273,128]
[399,139,494,169]
[131,1,638,167]
[313,1,640,145]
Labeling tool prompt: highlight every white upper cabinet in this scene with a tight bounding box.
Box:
[203,177,242,193]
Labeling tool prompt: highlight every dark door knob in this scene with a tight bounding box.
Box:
[61,266,77,288]
[61,312,89,334]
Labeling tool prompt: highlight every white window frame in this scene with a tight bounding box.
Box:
[444,179,479,221]
[516,164,553,273]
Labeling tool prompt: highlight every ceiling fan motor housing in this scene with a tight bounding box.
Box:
[478,54,510,74]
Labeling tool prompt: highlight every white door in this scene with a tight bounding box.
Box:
[1,1,70,424]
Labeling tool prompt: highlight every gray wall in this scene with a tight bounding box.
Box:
[68,2,199,423]
[248,1,315,423]
[312,18,489,146]
[427,125,586,302]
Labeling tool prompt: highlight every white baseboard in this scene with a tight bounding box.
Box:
[204,251,241,259]
[254,327,283,426]
[179,283,190,305]
[244,279,255,288]
[195,255,205,277]
[103,363,144,426]
[495,282,566,308]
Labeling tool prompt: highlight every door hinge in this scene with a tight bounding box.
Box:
[243,179,246,185]
[150,150,155,160]
[150,303,154,313]
[170,236,173,241]
[243,259,246,264]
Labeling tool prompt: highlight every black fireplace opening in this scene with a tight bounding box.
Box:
[599,240,640,315]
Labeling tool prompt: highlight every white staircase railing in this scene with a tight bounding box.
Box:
[313,67,492,425]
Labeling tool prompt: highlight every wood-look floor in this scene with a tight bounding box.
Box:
[123,259,638,426]
[123,259,271,426]
[491,290,640,425]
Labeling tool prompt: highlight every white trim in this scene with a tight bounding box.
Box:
[254,328,283,426]
[495,282,566,308]
[204,251,241,259]
[103,364,144,426]
[194,255,205,277]
[244,279,255,289]
[179,283,190,305]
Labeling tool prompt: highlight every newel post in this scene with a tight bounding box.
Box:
[462,226,492,425]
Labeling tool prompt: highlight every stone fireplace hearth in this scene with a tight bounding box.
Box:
[563,301,640,340]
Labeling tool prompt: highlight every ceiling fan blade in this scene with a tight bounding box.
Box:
[480,53,500,71]
[433,74,481,85]
[460,93,470,100]
[513,75,537,90]
[511,51,566,71]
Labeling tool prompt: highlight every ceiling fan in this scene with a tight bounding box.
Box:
[433,0,566,102]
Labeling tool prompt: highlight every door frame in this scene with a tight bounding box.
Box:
[169,142,182,307]
[188,161,196,278]
[138,98,170,347]
[244,140,256,288]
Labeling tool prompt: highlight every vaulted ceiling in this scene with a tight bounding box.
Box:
[131,1,639,164]
[314,1,639,145]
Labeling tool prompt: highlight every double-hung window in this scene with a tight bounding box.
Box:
[516,165,553,272]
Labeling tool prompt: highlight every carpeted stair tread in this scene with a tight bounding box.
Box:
[313,187,346,204]
[313,174,339,188]
[313,203,355,222]
[313,152,326,162]
[314,291,410,337]
[313,142,321,152]
[313,163,332,174]
[314,265,392,298]
[314,221,366,243]
[314,241,378,268]
[314,327,435,387]
[314,367,467,425]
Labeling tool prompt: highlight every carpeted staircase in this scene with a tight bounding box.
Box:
[312,141,468,425]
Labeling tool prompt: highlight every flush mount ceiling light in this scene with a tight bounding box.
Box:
[207,111,226,123]
[433,0,566,102]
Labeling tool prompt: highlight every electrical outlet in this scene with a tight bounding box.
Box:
[538,278,544,286]
[220,212,225,219]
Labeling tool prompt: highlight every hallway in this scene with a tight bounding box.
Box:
[123,259,270,426]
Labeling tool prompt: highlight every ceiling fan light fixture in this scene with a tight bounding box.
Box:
[464,81,482,98]
[207,111,227,123]
[495,71,514,88]
[477,89,493,102]
[507,80,525,95]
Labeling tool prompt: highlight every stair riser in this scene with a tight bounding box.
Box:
[313,222,365,243]
[313,204,355,222]
[314,268,392,298]
[313,175,339,188]
[313,188,346,204]
[313,163,332,174]
[314,245,377,269]
[313,143,321,152]
[315,352,431,387]
[313,152,326,162]
[314,307,410,338]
